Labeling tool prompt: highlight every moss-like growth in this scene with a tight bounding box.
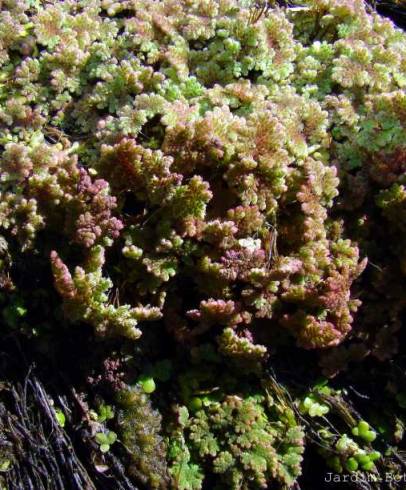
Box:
[116,387,170,489]
[0,0,405,487]
[168,379,304,489]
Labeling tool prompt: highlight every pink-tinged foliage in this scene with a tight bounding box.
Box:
[0,1,406,488]
[0,0,404,367]
[50,250,77,300]
[75,169,123,248]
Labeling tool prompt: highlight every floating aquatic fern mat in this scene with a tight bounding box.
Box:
[0,0,405,488]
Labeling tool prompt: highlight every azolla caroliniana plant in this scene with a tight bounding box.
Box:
[0,0,405,488]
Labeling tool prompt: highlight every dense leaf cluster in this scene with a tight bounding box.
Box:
[0,0,405,488]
